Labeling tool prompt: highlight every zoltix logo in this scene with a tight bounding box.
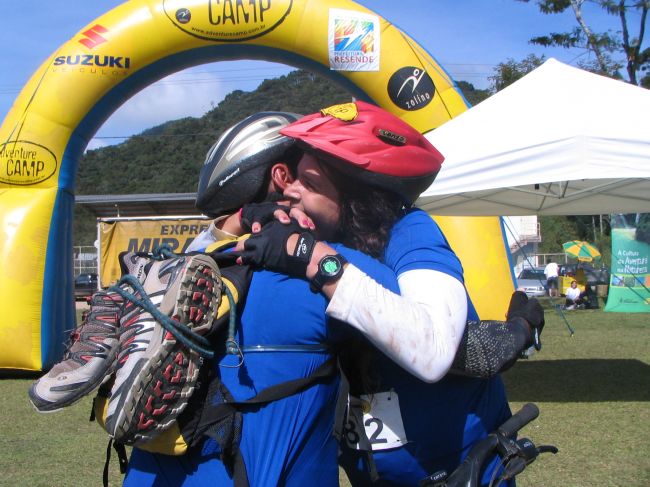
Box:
[79,24,109,49]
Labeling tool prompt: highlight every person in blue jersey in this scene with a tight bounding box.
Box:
[235,101,519,486]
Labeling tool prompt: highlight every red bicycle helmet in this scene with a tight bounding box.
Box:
[279,101,444,204]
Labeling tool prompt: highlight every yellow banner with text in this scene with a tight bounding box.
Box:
[100,218,209,287]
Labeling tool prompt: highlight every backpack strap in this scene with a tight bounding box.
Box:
[333,355,349,443]
[102,439,128,487]
[191,356,338,487]
[333,359,379,483]
[197,356,337,430]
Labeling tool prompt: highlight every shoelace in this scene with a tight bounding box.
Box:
[162,244,244,363]
[110,274,216,359]
[152,245,176,260]
[111,244,241,362]
[59,327,81,360]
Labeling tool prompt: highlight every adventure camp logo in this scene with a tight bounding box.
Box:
[387,66,435,111]
[0,141,58,186]
[51,24,132,77]
[163,0,293,42]
[328,9,380,72]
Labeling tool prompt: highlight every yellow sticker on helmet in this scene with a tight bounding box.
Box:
[320,102,358,121]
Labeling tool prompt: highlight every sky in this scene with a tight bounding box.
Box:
[1,0,644,150]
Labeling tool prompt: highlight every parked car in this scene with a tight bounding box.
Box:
[516,267,548,298]
[74,273,98,300]
[559,263,610,285]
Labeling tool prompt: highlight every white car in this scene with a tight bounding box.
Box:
[516,268,547,298]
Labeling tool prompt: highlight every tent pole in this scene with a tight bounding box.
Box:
[553,302,575,336]
[599,214,603,236]
[503,219,576,336]
[592,216,597,242]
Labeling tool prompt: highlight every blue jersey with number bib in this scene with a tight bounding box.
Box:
[339,209,513,487]
[124,244,398,487]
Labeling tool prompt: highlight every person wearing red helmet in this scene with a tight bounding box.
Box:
[235,101,518,486]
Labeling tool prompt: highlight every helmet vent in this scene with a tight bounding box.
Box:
[377,129,406,146]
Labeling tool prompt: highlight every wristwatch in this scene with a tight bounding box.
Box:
[310,254,348,292]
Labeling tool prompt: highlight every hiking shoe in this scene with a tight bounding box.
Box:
[28,291,124,412]
[104,253,221,444]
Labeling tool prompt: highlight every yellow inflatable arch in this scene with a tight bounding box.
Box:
[0,0,515,371]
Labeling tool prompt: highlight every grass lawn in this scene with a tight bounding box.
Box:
[500,304,650,486]
[1,305,648,486]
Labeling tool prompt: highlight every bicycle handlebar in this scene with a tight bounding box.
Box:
[497,403,539,437]
[419,403,555,487]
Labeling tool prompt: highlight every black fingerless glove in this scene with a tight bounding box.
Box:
[240,200,290,231]
[236,220,316,278]
[507,290,545,351]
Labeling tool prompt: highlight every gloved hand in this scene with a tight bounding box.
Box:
[507,291,545,351]
[240,200,291,232]
[235,219,315,278]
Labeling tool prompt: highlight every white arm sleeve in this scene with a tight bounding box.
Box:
[326,265,468,383]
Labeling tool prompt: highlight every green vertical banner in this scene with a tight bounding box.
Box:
[605,213,650,312]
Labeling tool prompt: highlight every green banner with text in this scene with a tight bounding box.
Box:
[605,213,650,313]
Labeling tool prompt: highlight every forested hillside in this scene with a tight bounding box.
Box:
[74,70,355,243]
[77,70,354,196]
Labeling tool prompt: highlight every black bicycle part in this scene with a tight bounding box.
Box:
[497,403,539,437]
[419,403,557,487]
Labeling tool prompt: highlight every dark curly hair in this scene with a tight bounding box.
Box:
[320,162,405,258]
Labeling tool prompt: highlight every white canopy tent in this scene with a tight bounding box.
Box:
[418,58,650,216]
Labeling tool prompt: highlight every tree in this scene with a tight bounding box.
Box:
[538,215,612,267]
[488,54,546,91]
[456,80,491,106]
[518,0,649,85]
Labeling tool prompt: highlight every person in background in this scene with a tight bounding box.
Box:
[544,261,559,297]
[581,283,598,309]
[564,280,584,309]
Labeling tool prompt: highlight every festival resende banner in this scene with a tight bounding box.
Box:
[100,218,209,288]
[605,213,650,312]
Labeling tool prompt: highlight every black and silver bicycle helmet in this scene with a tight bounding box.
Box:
[196,111,302,217]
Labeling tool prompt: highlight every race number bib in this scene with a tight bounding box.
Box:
[343,391,407,451]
